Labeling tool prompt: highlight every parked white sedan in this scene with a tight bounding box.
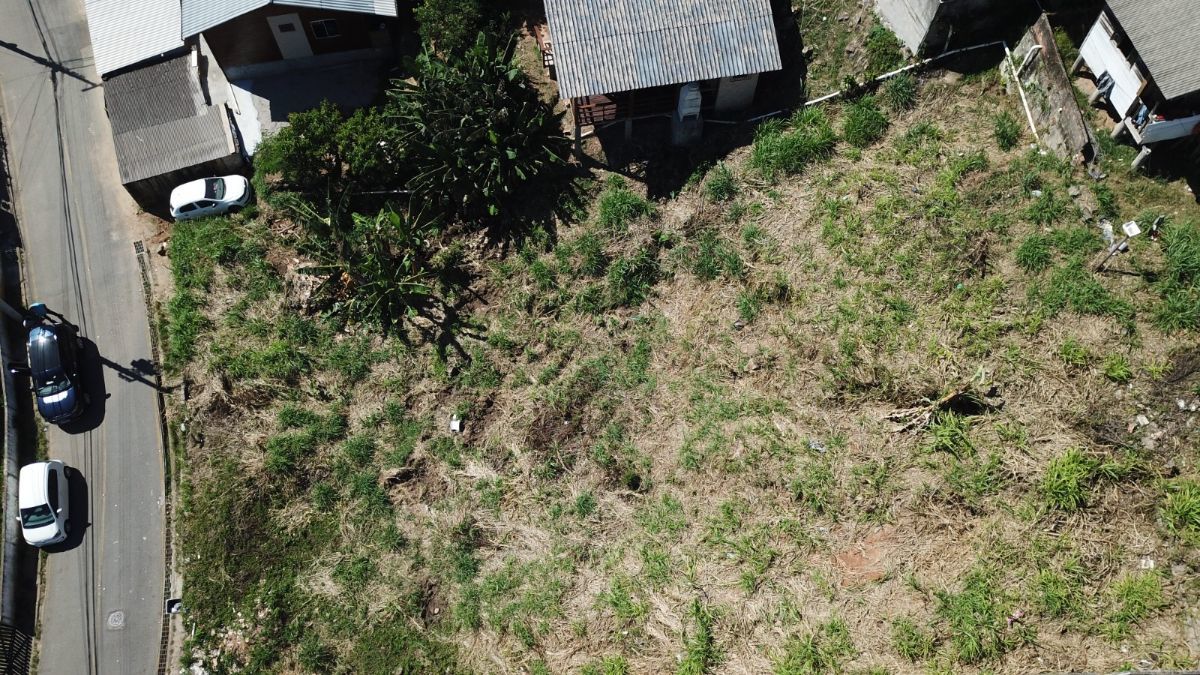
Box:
[169,175,252,220]
[18,460,71,547]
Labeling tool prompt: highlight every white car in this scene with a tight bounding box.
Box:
[18,460,71,547]
[169,175,252,221]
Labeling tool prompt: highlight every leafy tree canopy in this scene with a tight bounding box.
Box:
[389,35,570,221]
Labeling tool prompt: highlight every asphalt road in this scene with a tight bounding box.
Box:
[0,1,166,674]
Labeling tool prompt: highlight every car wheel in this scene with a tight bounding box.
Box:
[228,206,242,216]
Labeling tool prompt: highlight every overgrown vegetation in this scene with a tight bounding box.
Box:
[169,15,1200,673]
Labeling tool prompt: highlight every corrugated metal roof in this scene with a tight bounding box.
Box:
[543,0,782,100]
[105,54,237,184]
[182,0,397,37]
[85,0,185,75]
[1107,0,1200,101]
[182,0,270,37]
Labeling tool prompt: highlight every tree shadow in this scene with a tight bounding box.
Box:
[40,465,88,554]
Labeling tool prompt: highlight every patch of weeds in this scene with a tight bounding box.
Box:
[428,435,466,469]
[924,412,974,458]
[773,618,855,674]
[677,599,719,675]
[341,434,377,463]
[750,108,837,179]
[881,72,917,111]
[1101,353,1133,383]
[851,458,895,522]
[1153,220,1200,331]
[600,575,649,627]
[278,403,320,430]
[690,229,746,281]
[841,97,888,148]
[573,491,597,518]
[1160,479,1200,543]
[606,245,661,308]
[1015,234,1053,273]
[1093,182,1119,220]
[1104,572,1166,640]
[332,554,376,588]
[439,518,482,583]
[574,232,610,277]
[1033,556,1086,619]
[597,175,655,230]
[1057,337,1091,368]
[581,656,630,675]
[1039,447,1138,512]
[457,349,503,390]
[324,335,378,381]
[704,163,739,203]
[637,493,688,536]
[1026,189,1069,226]
[934,566,1021,664]
[892,122,942,165]
[639,543,672,588]
[865,24,904,77]
[1033,259,1134,322]
[944,453,1006,508]
[891,617,935,662]
[264,432,313,474]
[993,111,1021,151]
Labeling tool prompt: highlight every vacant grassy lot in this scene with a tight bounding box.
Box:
[165,32,1200,675]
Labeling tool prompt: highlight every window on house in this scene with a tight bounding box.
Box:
[311,19,340,39]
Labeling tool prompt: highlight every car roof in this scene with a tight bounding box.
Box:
[27,325,63,378]
[18,462,50,508]
[169,178,210,209]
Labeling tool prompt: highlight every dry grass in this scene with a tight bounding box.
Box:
[167,56,1200,675]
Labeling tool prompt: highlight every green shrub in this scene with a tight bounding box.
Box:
[1015,234,1052,272]
[597,176,655,230]
[414,0,488,55]
[704,163,739,203]
[881,72,917,111]
[841,97,888,148]
[750,108,837,179]
[993,111,1021,151]
[390,36,569,220]
[253,100,344,193]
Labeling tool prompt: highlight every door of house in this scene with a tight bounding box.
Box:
[267,14,313,60]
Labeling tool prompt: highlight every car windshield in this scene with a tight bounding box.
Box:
[204,178,225,200]
[34,373,69,398]
[20,504,53,528]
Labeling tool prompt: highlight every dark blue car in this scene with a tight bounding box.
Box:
[27,324,85,424]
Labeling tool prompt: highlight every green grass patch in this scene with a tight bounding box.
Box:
[1015,234,1053,272]
[597,176,655,230]
[705,163,739,203]
[865,24,904,77]
[773,618,855,674]
[1161,479,1200,542]
[891,617,935,662]
[751,108,837,179]
[677,599,720,674]
[881,73,917,111]
[841,97,888,149]
[1104,572,1166,640]
[934,566,1021,664]
[993,111,1021,151]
